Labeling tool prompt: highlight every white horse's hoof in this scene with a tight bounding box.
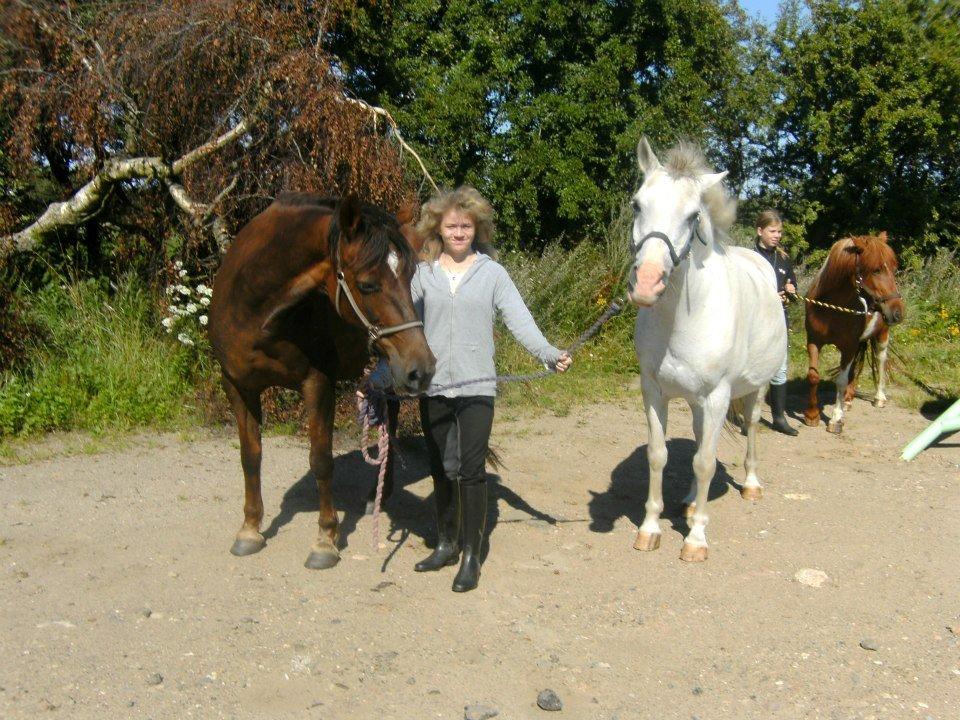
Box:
[681,503,696,519]
[873,398,886,408]
[827,420,844,434]
[633,531,661,551]
[680,543,708,563]
[842,400,853,411]
[740,485,763,501]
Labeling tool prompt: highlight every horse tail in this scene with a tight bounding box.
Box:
[725,397,746,437]
[851,337,878,387]
[486,446,504,471]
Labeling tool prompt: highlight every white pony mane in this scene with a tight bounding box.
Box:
[662,142,737,237]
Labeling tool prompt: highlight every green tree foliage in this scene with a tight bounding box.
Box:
[758,0,960,249]
[332,0,753,249]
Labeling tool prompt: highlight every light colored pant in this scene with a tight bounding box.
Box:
[771,347,788,386]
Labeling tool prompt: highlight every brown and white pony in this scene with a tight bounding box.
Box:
[803,232,904,433]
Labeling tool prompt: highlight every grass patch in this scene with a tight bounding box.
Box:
[0,275,209,441]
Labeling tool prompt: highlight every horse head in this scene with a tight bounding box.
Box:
[332,196,435,393]
[844,232,904,325]
[627,137,729,307]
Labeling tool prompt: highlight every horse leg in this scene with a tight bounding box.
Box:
[803,342,822,426]
[843,358,859,411]
[365,398,400,515]
[873,329,889,408]
[740,388,764,501]
[303,370,340,570]
[223,374,266,556]
[681,390,728,563]
[634,386,667,552]
[827,354,854,434]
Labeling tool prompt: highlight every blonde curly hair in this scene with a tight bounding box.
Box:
[415,186,497,261]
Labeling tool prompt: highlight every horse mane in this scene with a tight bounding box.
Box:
[663,142,737,237]
[811,233,897,295]
[275,192,416,276]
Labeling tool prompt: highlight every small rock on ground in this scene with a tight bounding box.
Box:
[145,673,163,686]
[464,703,499,720]
[537,688,563,711]
[795,568,829,588]
[859,638,879,651]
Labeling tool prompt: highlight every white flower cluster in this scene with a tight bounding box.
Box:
[162,260,212,347]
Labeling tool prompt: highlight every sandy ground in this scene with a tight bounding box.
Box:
[1,392,958,720]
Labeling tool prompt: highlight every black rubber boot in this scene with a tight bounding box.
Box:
[452,482,487,593]
[414,477,460,572]
[770,383,799,436]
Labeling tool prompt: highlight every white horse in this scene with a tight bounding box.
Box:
[627,138,786,562]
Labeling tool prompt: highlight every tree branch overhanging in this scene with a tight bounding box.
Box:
[1,114,256,259]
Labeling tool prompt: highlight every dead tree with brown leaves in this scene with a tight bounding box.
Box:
[0,0,415,270]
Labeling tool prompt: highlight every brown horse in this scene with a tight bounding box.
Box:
[803,232,904,433]
[208,194,435,569]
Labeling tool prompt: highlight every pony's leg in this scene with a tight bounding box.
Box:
[827,355,854,434]
[222,374,266,556]
[634,387,668,552]
[303,369,340,569]
[803,342,822,427]
[740,389,764,501]
[873,329,890,408]
[365,398,400,515]
[681,390,729,563]
[843,359,859,411]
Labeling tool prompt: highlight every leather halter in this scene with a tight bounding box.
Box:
[332,240,423,351]
[632,211,706,267]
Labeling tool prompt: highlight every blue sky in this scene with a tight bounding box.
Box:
[739,0,781,21]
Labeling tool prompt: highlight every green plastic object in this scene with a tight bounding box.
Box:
[901,398,960,461]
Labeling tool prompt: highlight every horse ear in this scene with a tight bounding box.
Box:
[337,195,363,239]
[877,231,889,243]
[700,171,728,190]
[637,136,661,175]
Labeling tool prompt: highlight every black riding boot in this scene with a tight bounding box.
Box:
[452,482,487,593]
[770,383,799,436]
[415,477,460,572]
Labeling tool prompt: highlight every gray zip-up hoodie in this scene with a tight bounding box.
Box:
[411,254,562,397]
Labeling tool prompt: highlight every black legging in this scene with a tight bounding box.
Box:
[419,396,494,486]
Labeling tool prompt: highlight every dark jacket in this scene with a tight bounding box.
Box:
[754,241,797,294]
[754,241,797,322]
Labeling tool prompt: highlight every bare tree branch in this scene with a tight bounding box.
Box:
[341,96,440,193]
[1,114,257,259]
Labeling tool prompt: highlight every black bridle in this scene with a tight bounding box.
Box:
[632,211,706,267]
[332,241,423,351]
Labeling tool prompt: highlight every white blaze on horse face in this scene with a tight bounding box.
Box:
[387,250,399,278]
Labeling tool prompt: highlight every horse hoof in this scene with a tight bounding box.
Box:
[873,398,886,408]
[680,543,708,563]
[230,533,265,557]
[740,485,763,501]
[827,421,843,434]
[633,531,661,551]
[304,547,340,570]
[842,401,853,411]
[802,416,820,427]
[682,503,696,519]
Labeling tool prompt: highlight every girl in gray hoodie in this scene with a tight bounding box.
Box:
[411,186,572,592]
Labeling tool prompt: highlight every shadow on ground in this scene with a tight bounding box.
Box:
[588,438,733,540]
[259,436,558,570]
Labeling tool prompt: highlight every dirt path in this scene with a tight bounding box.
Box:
[1,395,958,719]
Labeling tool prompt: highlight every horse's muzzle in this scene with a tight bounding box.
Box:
[627,261,666,307]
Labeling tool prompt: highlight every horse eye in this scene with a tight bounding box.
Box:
[873,268,882,275]
[356,281,380,294]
